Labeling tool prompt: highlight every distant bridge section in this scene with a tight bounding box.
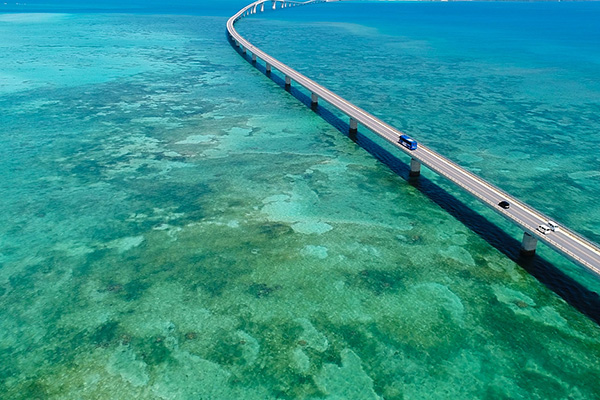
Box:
[227,0,600,277]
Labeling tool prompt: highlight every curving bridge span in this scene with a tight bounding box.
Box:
[227,0,600,277]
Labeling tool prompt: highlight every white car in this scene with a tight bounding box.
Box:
[547,220,559,232]
[537,224,552,235]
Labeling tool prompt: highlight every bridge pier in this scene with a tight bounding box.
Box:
[266,62,272,74]
[285,75,291,89]
[235,40,239,47]
[272,1,276,10]
[252,54,257,63]
[410,158,421,177]
[261,3,264,12]
[311,93,318,108]
[349,118,358,134]
[242,46,246,54]
[520,232,538,256]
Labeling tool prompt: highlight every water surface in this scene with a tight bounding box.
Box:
[1,3,599,399]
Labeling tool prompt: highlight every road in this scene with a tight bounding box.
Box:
[227,0,600,276]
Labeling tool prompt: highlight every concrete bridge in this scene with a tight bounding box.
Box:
[227,0,600,277]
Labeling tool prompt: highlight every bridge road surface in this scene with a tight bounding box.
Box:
[227,0,600,277]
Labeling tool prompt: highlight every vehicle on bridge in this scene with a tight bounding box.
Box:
[537,224,552,234]
[399,134,418,150]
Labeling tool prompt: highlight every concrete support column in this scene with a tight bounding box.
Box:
[235,40,239,47]
[285,75,291,89]
[311,93,318,108]
[409,158,421,177]
[242,46,246,54]
[520,232,538,256]
[261,3,265,12]
[252,54,257,63]
[349,118,358,134]
[272,1,276,10]
[266,63,272,74]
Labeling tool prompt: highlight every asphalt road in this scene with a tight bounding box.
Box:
[227,0,600,276]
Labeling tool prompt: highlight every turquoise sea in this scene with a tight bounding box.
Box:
[1,1,600,399]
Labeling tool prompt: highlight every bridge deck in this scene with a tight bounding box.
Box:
[227,0,600,276]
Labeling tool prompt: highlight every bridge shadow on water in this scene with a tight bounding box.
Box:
[230,39,600,325]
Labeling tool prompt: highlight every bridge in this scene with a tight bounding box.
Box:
[226,0,600,277]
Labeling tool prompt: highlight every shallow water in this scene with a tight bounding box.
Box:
[1,3,600,399]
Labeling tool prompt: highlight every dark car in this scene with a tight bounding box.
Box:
[498,200,510,209]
